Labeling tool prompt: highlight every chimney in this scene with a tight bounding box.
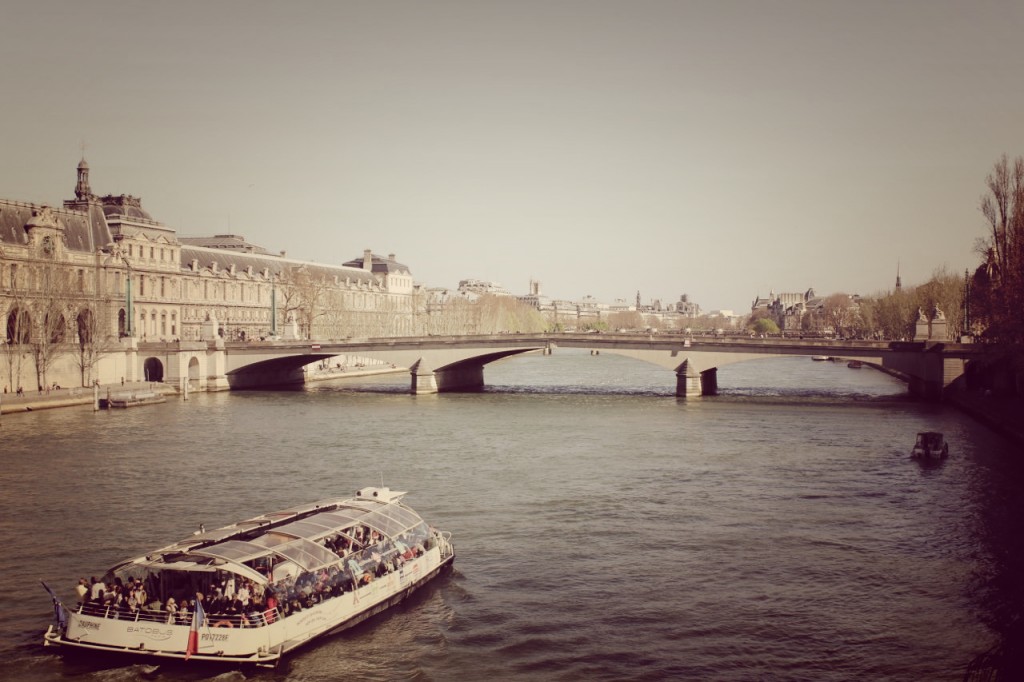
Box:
[363,249,373,271]
[388,253,395,261]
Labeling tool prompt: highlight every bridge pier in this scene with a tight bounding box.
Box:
[676,361,701,398]
[410,359,485,394]
[411,362,438,395]
[902,351,969,402]
[700,367,718,396]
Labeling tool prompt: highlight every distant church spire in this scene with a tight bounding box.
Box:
[895,261,902,292]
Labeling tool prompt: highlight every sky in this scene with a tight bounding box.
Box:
[2,1,1021,313]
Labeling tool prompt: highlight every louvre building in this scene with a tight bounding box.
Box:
[1,160,417,389]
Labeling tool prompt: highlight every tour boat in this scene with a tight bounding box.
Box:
[42,487,455,666]
[911,432,949,460]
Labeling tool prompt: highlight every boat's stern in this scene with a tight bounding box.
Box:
[44,607,282,665]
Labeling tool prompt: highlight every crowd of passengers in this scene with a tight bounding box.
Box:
[76,525,431,626]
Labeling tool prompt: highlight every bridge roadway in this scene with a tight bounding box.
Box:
[187,333,982,399]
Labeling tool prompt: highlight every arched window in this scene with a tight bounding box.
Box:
[77,309,94,345]
[46,313,67,343]
[6,307,31,344]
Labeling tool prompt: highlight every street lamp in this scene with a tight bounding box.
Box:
[121,256,134,338]
[270,270,278,338]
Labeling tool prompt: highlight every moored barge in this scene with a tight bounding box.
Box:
[42,487,454,666]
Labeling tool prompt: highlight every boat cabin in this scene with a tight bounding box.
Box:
[911,431,949,459]
[85,489,434,625]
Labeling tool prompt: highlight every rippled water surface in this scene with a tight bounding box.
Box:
[1,351,1022,681]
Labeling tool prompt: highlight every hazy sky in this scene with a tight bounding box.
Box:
[2,1,1021,312]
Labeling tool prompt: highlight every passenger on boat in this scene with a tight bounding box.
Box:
[223,576,236,601]
[165,597,177,623]
[177,599,191,625]
[265,592,278,623]
[75,578,89,605]
[132,581,147,609]
[89,576,105,603]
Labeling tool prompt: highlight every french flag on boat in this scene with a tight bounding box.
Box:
[184,597,206,660]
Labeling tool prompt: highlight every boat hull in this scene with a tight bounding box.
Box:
[44,550,454,666]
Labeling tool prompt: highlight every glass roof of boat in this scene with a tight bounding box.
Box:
[176,497,427,578]
[191,535,339,573]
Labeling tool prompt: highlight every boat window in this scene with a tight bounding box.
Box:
[248,532,295,548]
[359,507,423,537]
[315,510,365,527]
[270,537,340,572]
[275,518,336,539]
[193,539,269,564]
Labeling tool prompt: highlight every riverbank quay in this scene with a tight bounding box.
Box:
[946,388,1024,448]
[0,367,407,416]
[0,382,173,415]
[304,365,407,384]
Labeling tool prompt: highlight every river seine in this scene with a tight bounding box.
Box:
[2,349,1022,681]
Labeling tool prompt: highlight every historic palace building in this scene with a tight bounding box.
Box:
[1,160,416,390]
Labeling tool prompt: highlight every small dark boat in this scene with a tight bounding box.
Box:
[847,361,863,369]
[911,432,949,459]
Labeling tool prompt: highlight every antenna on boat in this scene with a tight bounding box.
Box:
[380,472,385,488]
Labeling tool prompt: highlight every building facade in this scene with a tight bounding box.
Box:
[1,160,416,391]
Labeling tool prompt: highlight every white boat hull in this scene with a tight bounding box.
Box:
[45,547,453,666]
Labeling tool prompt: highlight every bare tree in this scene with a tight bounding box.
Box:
[975,154,1024,343]
[73,297,117,387]
[31,260,77,390]
[606,310,644,331]
[3,264,33,392]
[289,268,332,339]
[912,266,965,340]
[822,293,858,338]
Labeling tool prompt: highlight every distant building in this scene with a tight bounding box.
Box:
[457,278,512,297]
[750,288,822,330]
[671,294,701,317]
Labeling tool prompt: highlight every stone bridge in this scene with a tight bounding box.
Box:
[140,333,981,400]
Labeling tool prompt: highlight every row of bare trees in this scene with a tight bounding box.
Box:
[271,266,551,339]
[742,155,1021,344]
[743,268,968,341]
[2,258,112,391]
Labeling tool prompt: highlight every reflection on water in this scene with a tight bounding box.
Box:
[2,350,1022,681]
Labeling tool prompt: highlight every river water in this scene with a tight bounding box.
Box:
[1,349,1022,681]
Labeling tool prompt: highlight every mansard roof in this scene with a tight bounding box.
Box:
[180,245,377,284]
[0,200,114,253]
[179,234,273,255]
[99,194,154,222]
[342,252,411,275]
